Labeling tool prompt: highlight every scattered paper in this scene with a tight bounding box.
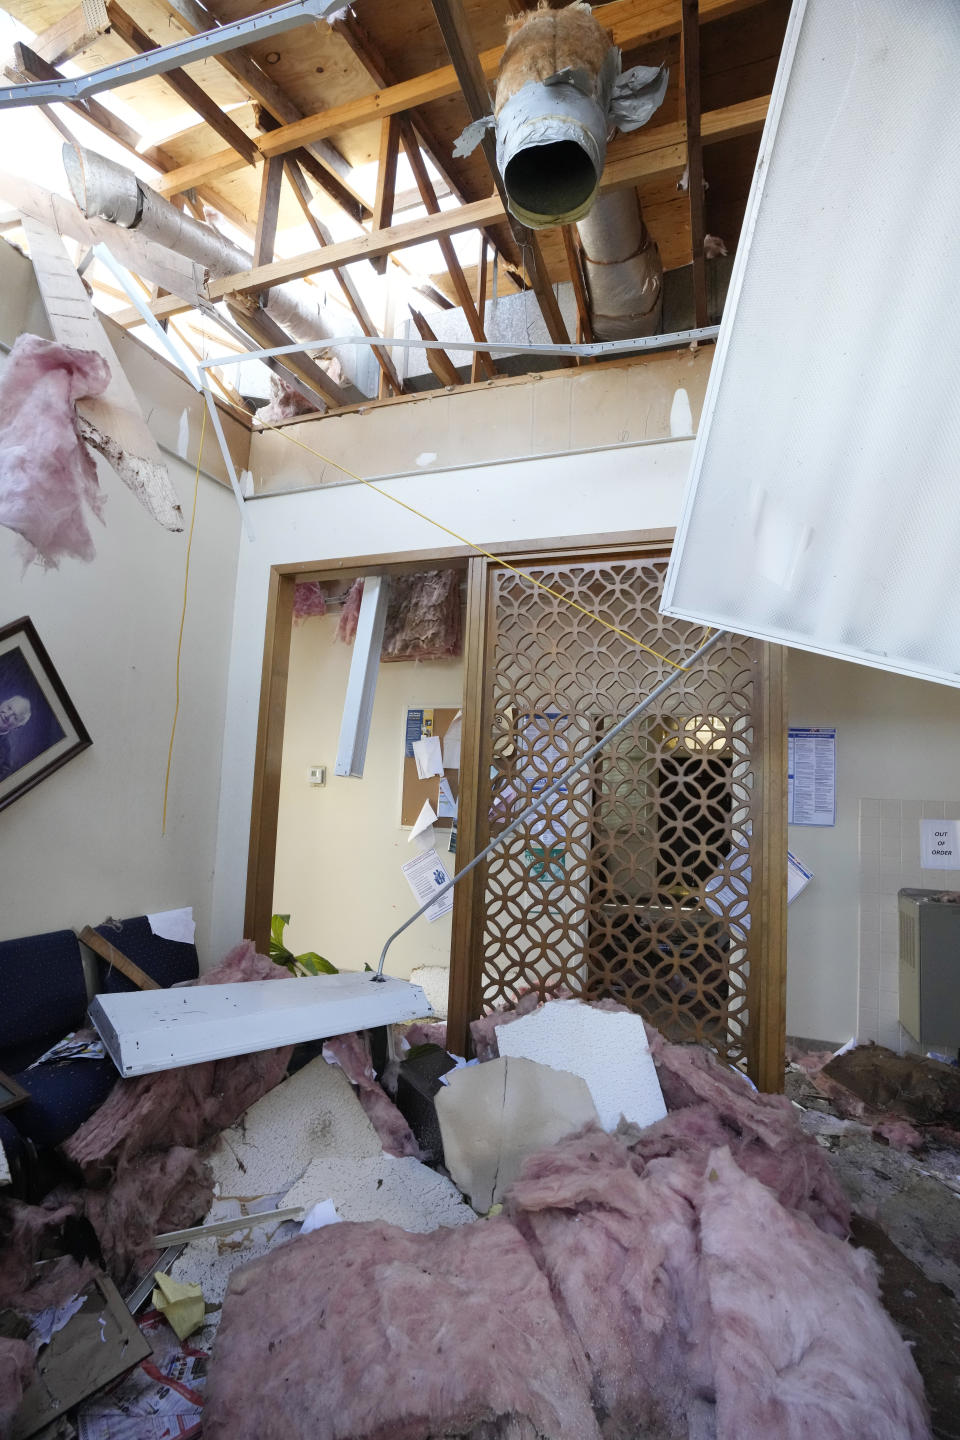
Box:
[300,1199,342,1235]
[437,776,458,820]
[147,907,196,945]
[920,818,960,870]
[151,1273,204,1342]
[29,1031,106,1066]
[787,850,814,901]
[401,848,453,923]
[409,798,438,845]
[442,711,462,770]
[788,727,836,826]
[413,735,444,779]
[76,1312,215,1440]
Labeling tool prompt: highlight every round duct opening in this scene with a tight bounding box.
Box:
[503,140,599,228]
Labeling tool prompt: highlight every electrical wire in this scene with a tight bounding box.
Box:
[162,403,207,834]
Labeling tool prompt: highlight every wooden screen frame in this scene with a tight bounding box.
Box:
[244,528,787,1091]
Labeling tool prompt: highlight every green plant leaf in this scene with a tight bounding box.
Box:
[269,913,294,966]
[297,951,338,976]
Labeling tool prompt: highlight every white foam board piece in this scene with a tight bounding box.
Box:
[89,973,432,1075]
[169,1209,301,1306]
[282,1154,475,1233]
[206,1056,382,1201]
[496,1000,667,1132]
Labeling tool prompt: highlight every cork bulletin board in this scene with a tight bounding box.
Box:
[401,706,460,828]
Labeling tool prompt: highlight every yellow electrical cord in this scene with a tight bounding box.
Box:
[256,417,690,671]
[162,404,207,835]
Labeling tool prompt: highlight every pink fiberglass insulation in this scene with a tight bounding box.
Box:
[65,942,292,1180]
[507,1131,931,1440]
[335,577,363,643]
[203,1218,602,1440]
[700,1146,930,1440]
[0,1199,93,1312]
[324,1032,422,1158]
[0,333,110,568]
[381,570,462,663]
[293,580,328,623]
[334,571,463,660]
[0,1337,34,1440]
[255,376,317,425]
[83,1146,214,1282]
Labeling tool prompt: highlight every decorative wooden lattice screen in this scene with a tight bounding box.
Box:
[454,551,784,1080]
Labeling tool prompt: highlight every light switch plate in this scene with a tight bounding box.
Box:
[308,765,326,786]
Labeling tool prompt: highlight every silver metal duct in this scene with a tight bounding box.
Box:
[62,143,375,397]
[576,189,663,341]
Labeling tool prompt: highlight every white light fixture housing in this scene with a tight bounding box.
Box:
[662,0,960,689]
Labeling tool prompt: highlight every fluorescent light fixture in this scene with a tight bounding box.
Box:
[335,575,389,778]
[0,0,343,110]
[89,973,432,1076]
[663,0,960,688]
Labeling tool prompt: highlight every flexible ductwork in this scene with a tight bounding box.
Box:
[61,143,372,397]
[576,189,662,339]
[456,3,667,342]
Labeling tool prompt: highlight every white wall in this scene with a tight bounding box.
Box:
[210,437,693,959]
[0,243,243,959]
[275,610,462,977]
[786,649,960,1043]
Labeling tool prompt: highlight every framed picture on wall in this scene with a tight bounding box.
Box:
[0,616,91,813]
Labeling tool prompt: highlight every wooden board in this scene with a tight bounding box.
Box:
[401,705,460,828]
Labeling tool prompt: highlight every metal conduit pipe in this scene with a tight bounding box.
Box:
[61,143,372,395]
[576,189,663,340]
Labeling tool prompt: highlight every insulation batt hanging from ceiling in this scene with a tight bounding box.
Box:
[336,572,462,661]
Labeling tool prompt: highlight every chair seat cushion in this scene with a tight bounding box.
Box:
[9,1058,118,1148]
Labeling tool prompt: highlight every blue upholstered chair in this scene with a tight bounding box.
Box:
[0,929,116,1148]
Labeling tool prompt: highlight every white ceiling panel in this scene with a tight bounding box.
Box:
[662,0,960,687]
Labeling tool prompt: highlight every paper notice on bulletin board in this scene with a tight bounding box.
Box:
[402,706,459,827]
[788,727,836,826]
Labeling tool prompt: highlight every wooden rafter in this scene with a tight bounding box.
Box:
[253,156,284,270]
[401,122,497,379]
[32,2,110,67]
[409,307,461,389]
[371,115,401,276]
[105,3,258,165]
[111,95,769,327]
[470,237,489,384]
[151,0,758,196]
[283,157,404,397]
[561,225,594,349]
[681,0,708,326]
[153,0,369,226]
[427,0,570,349]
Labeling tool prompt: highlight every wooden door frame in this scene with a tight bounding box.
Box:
[243,527,787,1090]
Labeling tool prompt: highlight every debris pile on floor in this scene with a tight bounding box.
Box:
[1,969,946,1438]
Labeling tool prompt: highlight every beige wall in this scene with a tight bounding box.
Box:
[786,649,960,1044]
[274,610,463,977]
[0,243,243,960]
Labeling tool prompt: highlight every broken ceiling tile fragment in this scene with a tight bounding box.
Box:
[496,998,667,1132]
[206,1055,382,1202]
[436,1054,599,1211]
[281,1153,473,1234]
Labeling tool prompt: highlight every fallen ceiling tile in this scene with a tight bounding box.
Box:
[436,1055,599,1212]
[496,999,667,1132]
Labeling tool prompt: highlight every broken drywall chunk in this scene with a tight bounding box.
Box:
[206,1055,382,1201]
[203,1218,602,1440]
[497,999,667,1132]
[281,1153,474,1235]
[436,1055,599,1211]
